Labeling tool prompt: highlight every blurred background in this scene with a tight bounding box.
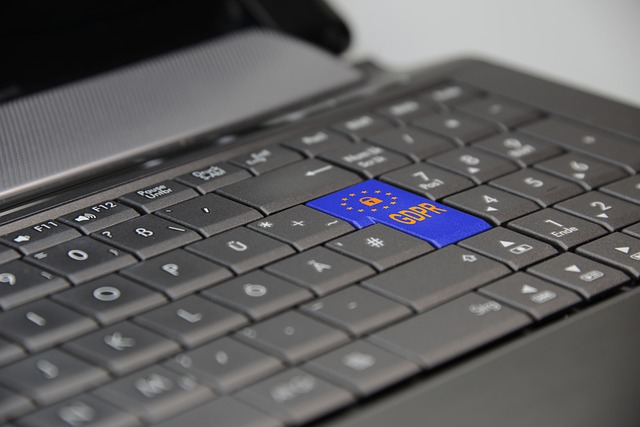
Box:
[328,0,640,108]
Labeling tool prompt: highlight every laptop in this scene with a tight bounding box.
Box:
[1,1,639,426]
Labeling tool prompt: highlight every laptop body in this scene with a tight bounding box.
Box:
[1,2,639,426]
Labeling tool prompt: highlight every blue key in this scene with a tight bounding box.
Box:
[307,180,490,247]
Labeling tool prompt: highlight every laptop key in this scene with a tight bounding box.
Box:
[165,337,283,393]
[119,181,198,214]
[235,368,354,426]
[473,132,562,167]
[59,200,139,234]
[478,273,582,320]
[0,245,19,265]
[305,340,420,396]
[490,169,583,207]
[555,191,640,231]
[0,300,96,352]
[331,113,395,140]
[319,142,412,178]
[364,127,454,161]
[63,321,180,375]
[282,129,352,157]
[93,365,213,424]
[535,153,627,189]
[202,270,313,321]
[377,98,438,123]
[230,146,303,175]
[218,159,361,215]
[455,97,539,129]
[625,222,640,239]
[1,221,81,255]
[576,232,640,278]
[300,286,412,336]
[121,249,232,299]
[428,147,518,184]
[423,83,481,106]
[0,260,68,310]
[601,174,640,205]
[0,349,109,406]
[176,162,252,195]
[94,215,200,260]
[362,246,510,312]
[25,236,137,285]
[266,246,376,295]
[443,185,540,225]
[369,293,531,368]
[0,338,24,367]
[380,163,474,200]
[509,208,607,250]
[528,253,630,299]
[187,227,294,274]
[52,275,167,325]
[411,112,496,145]
[0,385,34,423]
[235,311,349,364]
[248,205,354,251]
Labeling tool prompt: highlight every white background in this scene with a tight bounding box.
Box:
[327,0,640,108]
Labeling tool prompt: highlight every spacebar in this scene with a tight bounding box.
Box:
[217,159,361,215]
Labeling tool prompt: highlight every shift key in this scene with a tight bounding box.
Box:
[217,160,361,215]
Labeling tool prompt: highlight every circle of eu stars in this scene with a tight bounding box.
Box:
[340,189,398,213]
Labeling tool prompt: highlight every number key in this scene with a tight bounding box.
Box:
[428,147,518,184]
[491,169,583,207]
[555,191,640,231]
[535,153,627,189]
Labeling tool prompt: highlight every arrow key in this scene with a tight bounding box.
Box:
[577,232,640,278]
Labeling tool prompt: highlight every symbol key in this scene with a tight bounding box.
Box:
[577,232,640,278]
[0,260,68,310]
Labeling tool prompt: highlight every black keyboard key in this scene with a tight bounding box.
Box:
[456,97,539,128]
[331,114,395,140]
[0,385,34,423]
[26,236,136,285]
[300,286,412,336]
[0,260,68,310]
[305,340,419,396]
[576,232,640,278]
[266,247,376,295]
[0,338,24,366]
[95,215,200,260]
[0,300,96,352]
[459,227,557,271]
[93,365,213,424]
[625,222,640,239]
[428,147,518,184]
[370,293,531,368]
[165,337,283,393]
[412,112,496,145]
[601,175,640,205]
[509,208,607,250]
[282,129,352,157]
[248,205,353,251]
[535,153,627,189]
[528,253,630,299]
[52,275,167,325]
[236,368,354,426]
[319,142,411,178]
[490,169,583,207]
[1,221,81,255]
[0,245,19,265]
[186,227,294,274]
[218,159,361,215]
[521,118,640,173]
[473,132,562,166]
[175,162,251,193]
[202,270,313,320]
[121,249,232,299]
[230,146,303,175]
[64,321,180,375]
[156,193,262,237]
[0,349,108,405]
[380,163,475,200]
[362,246,510,312]
[326,224,433,271]
[478,273,582,320]
[152,396,282,427]
[555,191,640,231]
[365,127,454,161]
[119,181,198,213]
[423,83,480,106]
[59,200,139,234]
[17,395,140,427]
[378,98,437,123]
[236,311,349,364]
[443,185,540,225]
[135,296,248,348]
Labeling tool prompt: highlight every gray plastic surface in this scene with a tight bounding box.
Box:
[0,29,361,206]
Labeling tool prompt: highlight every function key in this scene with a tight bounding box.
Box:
[229,146,303,175]
[319,143,411,178]
[381,163,474,200]
[576,232,640,278]
[412,112,497,145]
[331,114,395,140]
[60,200,139,234]
[282,129,351,157]
[422,83,481,107]
[119,181,198,213]
[377,98,438,122]
[490,169,583,207]
[535,153,628,189]
[365,127,454,161]
[601,174,640,205]
[455,97,539,129]
[428,147,518,184]
[0,221,81,255]
[555,191,640,231]
[521,119,640,173]
[175,162,251,193]
[474,133,562,167]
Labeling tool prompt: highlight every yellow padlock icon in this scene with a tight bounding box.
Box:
[359,196,382,207]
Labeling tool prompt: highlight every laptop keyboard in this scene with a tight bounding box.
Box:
[1,81,639,426]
